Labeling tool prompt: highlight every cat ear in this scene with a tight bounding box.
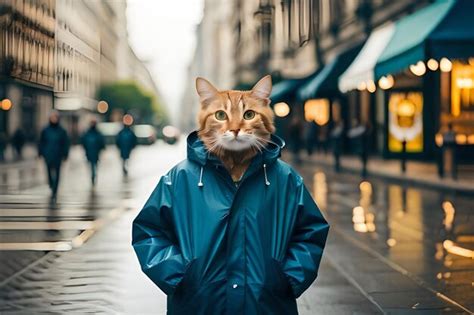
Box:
[196,77,218,103]
[251,75,272,100]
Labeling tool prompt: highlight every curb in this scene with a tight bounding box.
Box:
[300,155,474,195]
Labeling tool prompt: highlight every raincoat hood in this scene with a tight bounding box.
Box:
[186,130,285,166]
[132,131,329,315]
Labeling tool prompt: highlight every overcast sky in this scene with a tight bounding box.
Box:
[126,0,204,125]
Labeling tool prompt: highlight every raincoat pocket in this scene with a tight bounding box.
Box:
[270,258,293,297]
[174,258,197,293]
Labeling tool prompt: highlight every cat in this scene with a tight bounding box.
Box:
[196,75,276,182]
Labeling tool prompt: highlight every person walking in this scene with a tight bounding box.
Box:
[116,117,137,176]
[287,115,304,165]
[0,132,7,162]
[11,128,26,160]
[38,111,70,199]
[81,118,105,185]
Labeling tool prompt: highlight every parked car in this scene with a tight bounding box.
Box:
[133,124,157,145]
[97,122,122,145]
[162,125,180,145]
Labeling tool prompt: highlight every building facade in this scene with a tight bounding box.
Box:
[0,0,56,139]
[184,0,474,163]
[0,0,162,144]
[179,0,237,132]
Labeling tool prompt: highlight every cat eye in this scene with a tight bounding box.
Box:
[243,110,256,120]
[215,110,227,121]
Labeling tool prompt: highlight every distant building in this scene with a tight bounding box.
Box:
[179,0,236,132]
[0,0,56,140]
[0,0,162,143]
[185,0,474,163]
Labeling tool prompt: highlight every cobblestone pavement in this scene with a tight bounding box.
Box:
[0,139,472,314]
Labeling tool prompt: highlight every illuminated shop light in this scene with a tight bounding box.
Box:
[357,82,366,91]
[427,59,439,71]
[455,134,467,144]
[304,99,330,126]
[467,134,474,144]
[456,78,474,89]
[378,75,394,90]
[273,102,290,117]
[367,80,376,93]
[409,61,426,76]
[440,58,452,72]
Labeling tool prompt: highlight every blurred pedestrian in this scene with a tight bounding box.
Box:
[81,118,105,185]
[116,115,137,175]
[11,128,26,160]
[38,111,70,199]
[305,121,318,156]
[287,115,303,164]
[0,132,7,162]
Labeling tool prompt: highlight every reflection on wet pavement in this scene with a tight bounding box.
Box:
[304,163,474,312]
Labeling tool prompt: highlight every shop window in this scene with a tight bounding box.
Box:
[299,0,312,45]
[451,61,474,117]
[289,0,300,47]
[319,0,331,33]
[388,91,423,153]
[305,99,330,126]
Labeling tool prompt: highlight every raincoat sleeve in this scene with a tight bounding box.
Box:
[131,175,189,295]
[281,179,330,298]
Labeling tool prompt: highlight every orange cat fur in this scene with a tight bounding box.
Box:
[196,75,275,182]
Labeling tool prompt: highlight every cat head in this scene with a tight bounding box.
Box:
[196,75,275,154]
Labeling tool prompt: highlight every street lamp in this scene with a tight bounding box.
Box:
[440,58,452,72]
[427,59,439,71]
[1,99,12,111]
[123,114,134,126]
[97,100,108,114]
[366,80,376,93]
[409,61,426,76]
[378,75,394,90]
[273,102,290,117]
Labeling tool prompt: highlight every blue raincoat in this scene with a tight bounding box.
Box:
[116,126,137,160]
[81,127,105,163]
[132,131,329,315]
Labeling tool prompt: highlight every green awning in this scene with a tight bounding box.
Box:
[270,79,305,103]
[428,0,474,59]
[298,44,362,100]
[375,0,474,79]
[270,71,320,103]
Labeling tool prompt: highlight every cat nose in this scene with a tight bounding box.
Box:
[229,129,240,137]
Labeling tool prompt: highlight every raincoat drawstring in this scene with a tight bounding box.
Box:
[198,166,204,187]
[263,163,270,186]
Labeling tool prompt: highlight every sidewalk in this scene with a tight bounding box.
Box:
[0,144,38,167]
[292,151,474,194]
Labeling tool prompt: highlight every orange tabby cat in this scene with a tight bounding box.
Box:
[196,75,275,182]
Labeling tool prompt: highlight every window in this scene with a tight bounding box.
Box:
[387,91,424,153]
[299,0,312,45]
[451,60,474,117]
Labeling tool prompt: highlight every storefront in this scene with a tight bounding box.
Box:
[340,0,474,160]
[269,72,319,138]
[338,23,395,154]
[297,43,363,152]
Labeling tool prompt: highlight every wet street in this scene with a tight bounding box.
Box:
[0,139,473,314]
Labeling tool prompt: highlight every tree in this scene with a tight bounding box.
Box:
[97,81,168,125]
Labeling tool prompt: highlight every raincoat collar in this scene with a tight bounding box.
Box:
[186,130,285,167]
